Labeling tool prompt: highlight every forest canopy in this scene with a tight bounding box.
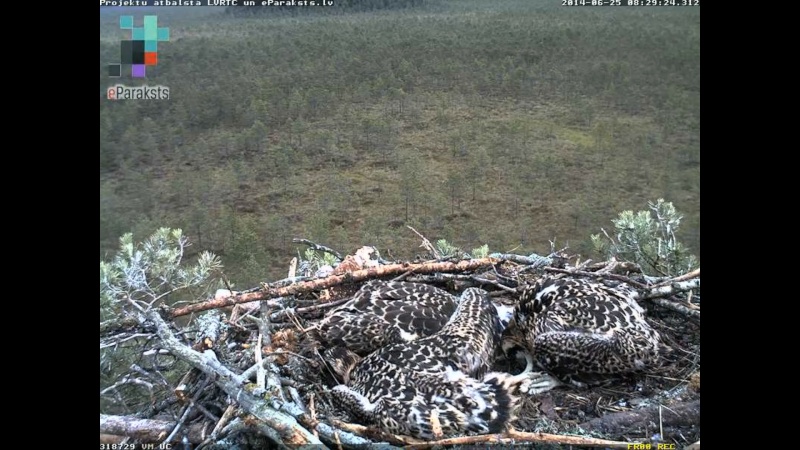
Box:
[100,0,700,287]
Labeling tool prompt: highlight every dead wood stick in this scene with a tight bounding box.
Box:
[579,400,700,435]
[269,297,350,322]
[585,260,642,273]
[170,258,499,318]
[641,279,700,300]
[329,419,423,446]
[281,401,396,447]
[491,252,554,267]
[162,403,194,445]
[406,273,516,292]
[403,429,633,449]
[544,267,649,289]
[406,226,440,259]
[144,310,388,447]
[210,405,237,438]
[292,238,344,261]
[652,268,700,288]
[100,414,208,444]
[651,298,701,318]
[143,310,325,447]
[307,392,318,438]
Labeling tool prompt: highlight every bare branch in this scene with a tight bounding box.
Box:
[142,310,324,446]
[403,429,633,449]
[170,258,499,318]
[652,268,700,288]
[406,226,441,259]
[641,279,700,300]
[269,297,350,323]
[100,414,209,444]
[544,266,648,289]
[578,400,700,435]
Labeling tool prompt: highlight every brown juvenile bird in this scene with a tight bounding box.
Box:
[503,276,663,387]
[327,288,558,439]
[311,280,460,356]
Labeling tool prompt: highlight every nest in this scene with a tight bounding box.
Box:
[100,250,700,449]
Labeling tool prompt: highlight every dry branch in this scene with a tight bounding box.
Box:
[652,268,700,288]
[329,419,422,446]
[100,414,209,444]
[544,266,648,289]
[170,258,499,318]
[141,309,396,448]
[492,253,555,267]
[402,429,633,449]
[143,309,324,446]
[579,400,700,435]
[268,297,350,323]
[651,298,701,318]
[406,226,440,259]
[641,279,700,300]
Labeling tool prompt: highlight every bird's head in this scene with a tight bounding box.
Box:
[500,321,526,358]
[322,347,362,384]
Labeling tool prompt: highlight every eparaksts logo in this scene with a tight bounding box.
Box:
[107,84,170,100]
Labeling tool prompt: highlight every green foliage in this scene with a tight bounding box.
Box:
[100,1,699,282]
[432,239,490,260]
[591,199,698,276]
[100,228,222,414]
[471,244,490,259]
[100,228,223,319]
[301,248,339,273]
[435,239,462,259]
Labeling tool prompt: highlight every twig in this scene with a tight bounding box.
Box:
[585,260,642,273]
[544,267,648,289]
[210,405,236,439]
[100,376,155,397]
[406,226,441,259]
[198,418,248,450]
[171,258,499,318]
[405,273,516,292]
[100,333,153,349]
[334,431,343,450]
[307,393,318,438]
[651,298,700,318]
[403,429,633,449]
[579,400,700,434]
[143,310,325,446]
[391,270,415,282]
[162,403,194,446]
[491,253,553,267]
[100,414,209,444]
[641,279,700,300]
[329,419,421,446]
[255,334,265,390]
[188,397,220,423]
[292,238,344,261]
[269,297,350,323]
[263,351,316,363]
[652,268,700,288]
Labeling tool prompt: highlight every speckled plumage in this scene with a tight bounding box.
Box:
[327,288,558,439]
[504,276,662,384]
[312,280,459,356]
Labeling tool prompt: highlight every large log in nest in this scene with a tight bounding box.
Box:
[578,400,700,436]
[100,237,700,449]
